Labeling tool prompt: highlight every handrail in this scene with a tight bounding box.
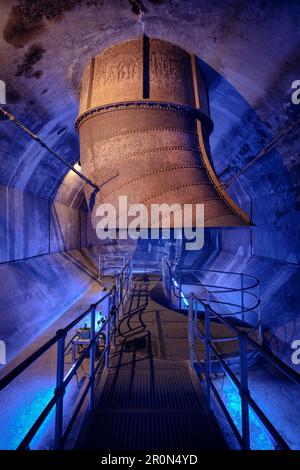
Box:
[65,292,111,333]
[161,255,300,449]
[0,258,133,450]
[0,290,111,393]
[179,291,260,313]
[188,293,300,450]
[98,254,127,279]
[176,266,260,290]
[179,282,258,294]
[196,297,300,384]
[0,334,61,392]
[177,265,260,280]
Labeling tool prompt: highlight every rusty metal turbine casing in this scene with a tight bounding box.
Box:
[76,37,250,230]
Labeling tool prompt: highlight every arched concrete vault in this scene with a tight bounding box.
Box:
[0,0,299,201]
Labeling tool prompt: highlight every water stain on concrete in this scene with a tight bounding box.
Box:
[128,0,165,15]
[15,44,45,78]
[3,0,162,48]
[129,0,148,15]
[3,5,46,47]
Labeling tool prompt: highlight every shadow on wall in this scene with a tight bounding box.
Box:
[50,201,81,253]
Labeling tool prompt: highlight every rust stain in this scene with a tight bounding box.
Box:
[3,0,89,47]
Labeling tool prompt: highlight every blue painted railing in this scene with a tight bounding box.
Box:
[162,256,300,450]
[0,259,133,450]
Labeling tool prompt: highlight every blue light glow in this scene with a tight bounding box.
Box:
[172,279,189,306]
[215,376,274,450]
[0,381,55,450]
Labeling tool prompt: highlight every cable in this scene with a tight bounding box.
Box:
[223,117,300,188]
[0,106,99,191]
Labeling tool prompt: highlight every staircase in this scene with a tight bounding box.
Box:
[76,275,227,450]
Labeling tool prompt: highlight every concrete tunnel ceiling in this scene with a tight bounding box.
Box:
[0,0,300,259]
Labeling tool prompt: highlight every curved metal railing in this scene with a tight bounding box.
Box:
[0,259,133,450]
[99,250,168,278]
[98,254,127,279]
[162,255,261,337]
[162,255,300,450]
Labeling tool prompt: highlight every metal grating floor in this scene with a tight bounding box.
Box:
[78,275,228,450]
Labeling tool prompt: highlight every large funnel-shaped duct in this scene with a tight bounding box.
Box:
[76,37,251,228]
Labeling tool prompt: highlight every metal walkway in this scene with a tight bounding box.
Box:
[1,256,299,450]
[77,275,228,450]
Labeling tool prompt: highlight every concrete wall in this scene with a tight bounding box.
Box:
[0,248,98,367]
[0,185,87,263]
[190,235,300,373]
[0,176,99,368]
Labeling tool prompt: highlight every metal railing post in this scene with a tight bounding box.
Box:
[204,305,211,410]
[54,330,66,450]
[188,295,195,368]
[109,292,115,347]
[179,271,182,310]
[168,269,171,305]
[123,268,128,302]
[89,305,96,412]
[126,264,129,300]
[258,283,262,341]
[114,279,119,323]
[241,273,245,323]
[98,254,101,281]
[119,273,124,317]
[123,270,127,303]
[116,274,120,318]
[2,262,299,451]
[240,332,250,450]
[130,258,133,292]
[105,315,111,369]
